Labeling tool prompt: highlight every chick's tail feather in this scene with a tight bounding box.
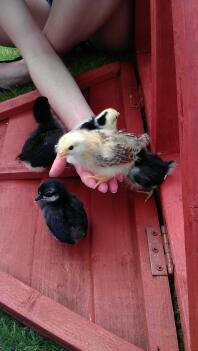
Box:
[17,153,25,161]
[167,160,176,174]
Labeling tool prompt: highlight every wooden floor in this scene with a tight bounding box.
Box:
[0,63,178,351]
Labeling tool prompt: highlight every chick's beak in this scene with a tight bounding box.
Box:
[35,194,42,201]
[58,149,67,157]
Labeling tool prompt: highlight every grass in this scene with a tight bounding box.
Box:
[0,44,131,102]
[0,310,66,351]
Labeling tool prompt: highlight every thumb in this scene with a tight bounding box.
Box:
[49,155,66,177]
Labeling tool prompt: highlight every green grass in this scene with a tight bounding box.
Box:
[0,44,131,102]
[0,310,66,351]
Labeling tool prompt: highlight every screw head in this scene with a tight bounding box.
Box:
[152,247,159,253]
[156,265,163,271]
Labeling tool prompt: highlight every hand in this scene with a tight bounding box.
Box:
[49,155,123,193]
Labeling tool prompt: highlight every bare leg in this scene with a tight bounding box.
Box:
[0,0,50,46]
[91,0,133,52]
[0,0,131,88]
[0,0,50,88]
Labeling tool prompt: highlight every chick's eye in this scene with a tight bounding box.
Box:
[45,192,53,197]
[68,145,74,150]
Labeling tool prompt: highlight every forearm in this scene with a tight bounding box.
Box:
[26,49,94,130]
[0,0,93,129]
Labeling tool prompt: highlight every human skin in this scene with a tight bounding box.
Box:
[0,0,131,192]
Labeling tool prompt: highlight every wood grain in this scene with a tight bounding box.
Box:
[0,62,178,350]
[0,271,142,351]
[171,1,198,349]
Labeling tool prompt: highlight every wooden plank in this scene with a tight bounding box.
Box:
[133,195,178,351]
[89,76,125,129]
[0,165,75,180]
[0,107,75,179]
[120,62,178,350]
[0,119,8,147]
[0,62,179,350]
[90,187,148,349]
[31,178,93,321]
[120,62,143,135]
[135,0,151,53]
[88,73,148,348]
[0,271,143,351]
[0,109,37,163]
[136,53,152,131]
[137,43,190,351]
[160,153,190,351]
[0,90,40,120]
[77,62,120,90]
[0,180,40,284]
[0,63,120,122]
[171,1,198,350]
[150,0,179,154]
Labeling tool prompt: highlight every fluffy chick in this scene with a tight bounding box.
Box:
[127,149,176,201]
[17,96,64,171]
[35,179,88,244]
[56,129,150,186]
[76,108,119,131]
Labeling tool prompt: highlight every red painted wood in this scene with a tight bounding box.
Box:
[0,63,178,350]
[76,62,120,90]
[136,53,152,131]
[150,0,179,154]
[137,50,191,349]
[171,1,198,350]
[0,63,120,122]
[0,272,142,351]
[0,180,40,284]
[135,0,151,53]
[133,195,178,351]
[119,62,177,350]
[160,153,190,351]
[31,178,93,320]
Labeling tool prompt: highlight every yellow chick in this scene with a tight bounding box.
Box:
[76,108,120,131]
[56,129,150,186]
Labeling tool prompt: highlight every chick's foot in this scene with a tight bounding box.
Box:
[84,175,111,188]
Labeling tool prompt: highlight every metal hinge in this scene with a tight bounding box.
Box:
[129,85,144,109]
[146,226,174,276]
[161,225,174,275]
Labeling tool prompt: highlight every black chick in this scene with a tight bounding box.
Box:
[17,96,64,171]
[35,179,88,244]
[127,149,176,201]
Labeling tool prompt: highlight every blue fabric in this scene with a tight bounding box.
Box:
[47,0,53,5]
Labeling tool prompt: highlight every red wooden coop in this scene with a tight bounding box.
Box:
[0,1,197,350]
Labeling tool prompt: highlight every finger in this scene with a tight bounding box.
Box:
[49,156,66,177]
[98,183,108,193]
[116,174,124,182]
[74,164,97,189]
[109,178,118,193]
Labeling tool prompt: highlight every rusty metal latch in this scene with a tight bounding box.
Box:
[146,227,168,276]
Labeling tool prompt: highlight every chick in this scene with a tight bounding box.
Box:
[17,96,64,171]
[35,179,88,244]
[126,149,176,201]
[76,108,119,131]
[56,129,150,186]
